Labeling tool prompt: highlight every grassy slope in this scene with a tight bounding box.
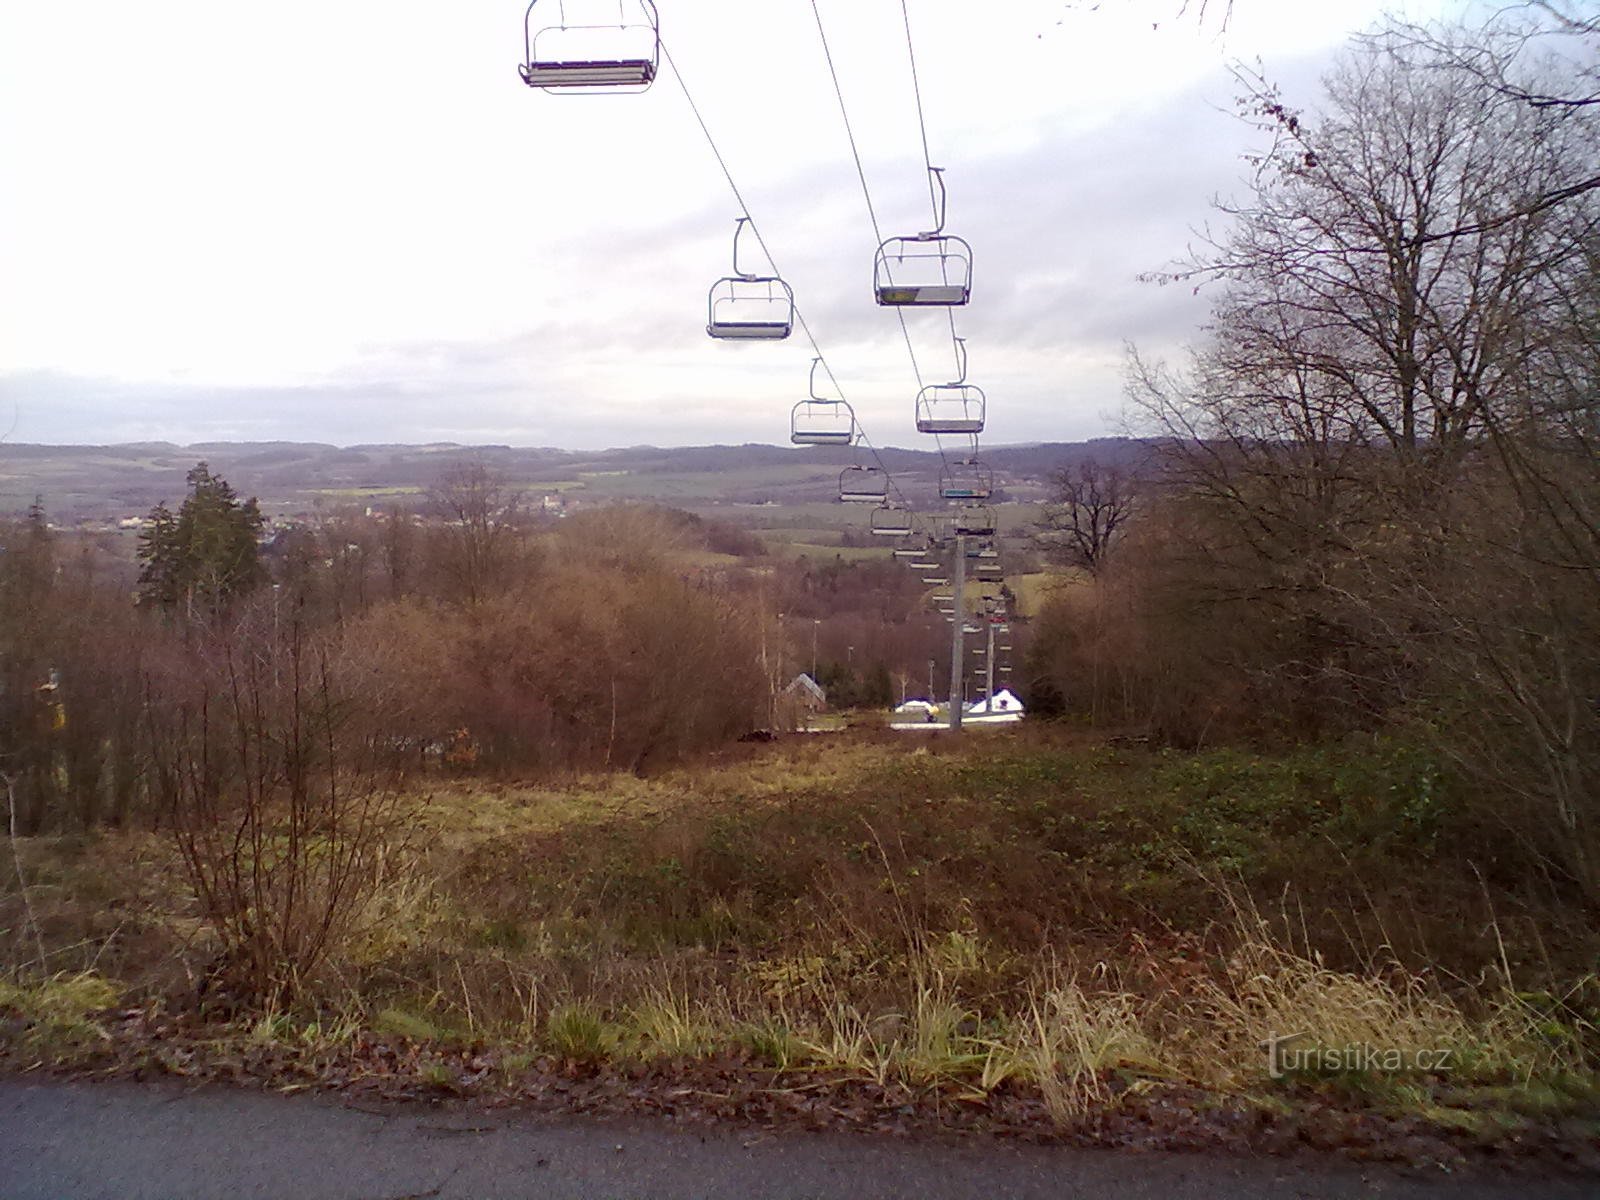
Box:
[4,730,1598,1144]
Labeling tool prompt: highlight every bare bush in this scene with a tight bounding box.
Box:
[144,614,415,1006]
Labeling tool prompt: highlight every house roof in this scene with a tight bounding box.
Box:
[783,673,827,704]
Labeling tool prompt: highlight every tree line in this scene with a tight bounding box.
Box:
[1026,11,1600,903]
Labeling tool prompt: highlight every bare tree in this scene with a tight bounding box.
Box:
[1127,18,1600,895]
[427,459,527,606]
[1036,459,1140,575]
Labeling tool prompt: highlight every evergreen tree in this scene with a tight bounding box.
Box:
[137,463,265,611]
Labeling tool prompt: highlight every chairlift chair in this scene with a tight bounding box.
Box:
[707,218,794,340]
[871,506,915,538]
[939,459,994,501]
[874,169,972,306]
[916,385,986,434]
[953,505,996,537]
[791,358,856,445]
[839,465,889,504]
[519,0,660,92]
[915,338,986,433]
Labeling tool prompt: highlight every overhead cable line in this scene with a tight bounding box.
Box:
[659,37,925,523]
[808,0,933,398]
[896,0,982,462]
[808,0,973,475]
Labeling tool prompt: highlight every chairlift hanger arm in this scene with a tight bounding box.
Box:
[732,216,758,279]
[921,166,946,238]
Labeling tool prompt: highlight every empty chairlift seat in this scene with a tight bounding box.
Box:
[872,506,916,538]
[917,384,986,434]
[953,505,996,537]
[873,167,972,306]
[707,218,793,340]
[791,401,854,445]
[791,358,855,445]
[939,459,994,501]
[839,465,889,504]
[519,0,660,92]
[874,234,973,306]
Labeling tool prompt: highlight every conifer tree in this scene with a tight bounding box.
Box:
[137,463,265,611]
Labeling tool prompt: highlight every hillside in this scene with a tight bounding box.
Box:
[0,438,1149,523]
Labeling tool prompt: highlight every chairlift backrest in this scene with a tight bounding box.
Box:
[520,0,660,93]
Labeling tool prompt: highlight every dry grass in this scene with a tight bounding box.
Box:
[3,732,1597,1125]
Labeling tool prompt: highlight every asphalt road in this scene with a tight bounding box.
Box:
[1,1079,1593,1200]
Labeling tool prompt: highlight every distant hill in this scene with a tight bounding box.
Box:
[0,439,1153,522]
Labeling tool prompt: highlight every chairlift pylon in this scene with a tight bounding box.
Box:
[707,218,794,340]
[519,0,660,92]
[874,169,972,306]
[791,358,855,446]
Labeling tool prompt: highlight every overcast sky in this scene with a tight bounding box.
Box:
[0,0,1463,450]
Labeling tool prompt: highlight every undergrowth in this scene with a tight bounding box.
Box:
[3,730,1598,1129]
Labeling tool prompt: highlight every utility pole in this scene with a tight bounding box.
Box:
[947,534,965,731]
